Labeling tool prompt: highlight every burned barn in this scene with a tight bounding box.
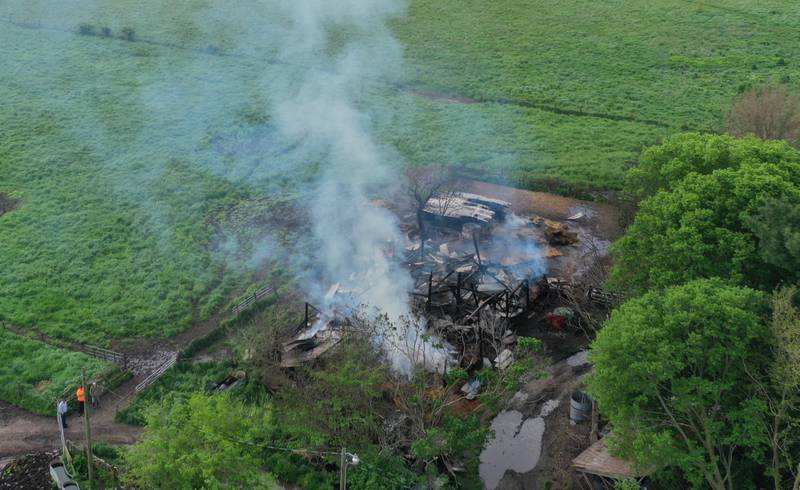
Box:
[279,190,608,374]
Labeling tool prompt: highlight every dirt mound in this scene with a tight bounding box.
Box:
[0,193,19,216]
[0,451,58,489]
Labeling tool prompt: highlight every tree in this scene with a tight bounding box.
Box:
[589,279,770,489]
[609,160,800,294]
[625,132,800,200]
[728,85,800,148]
[753,287,800,489]
[403,166,456,260]
[124,393,275,489]
[747,198,800,284]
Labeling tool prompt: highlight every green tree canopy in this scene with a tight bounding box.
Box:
[124,393,275,489]
[626,133,800,199]
[589,279,769,489]
[760,287,800,489]
[747,198,800,284]
[610,160,800,294]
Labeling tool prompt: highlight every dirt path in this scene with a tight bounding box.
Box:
[0,399,141,457]
[0,296,246,458]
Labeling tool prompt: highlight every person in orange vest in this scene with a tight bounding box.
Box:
[76,385,86,415]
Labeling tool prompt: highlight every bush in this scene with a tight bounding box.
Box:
[77,23,95,36]
[124,393,276,489]
[116,361,233,425]
[120,27,135,42]
[728,85,800,147]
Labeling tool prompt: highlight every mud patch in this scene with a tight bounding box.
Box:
[0,451,58,490]
[0,193,19,217]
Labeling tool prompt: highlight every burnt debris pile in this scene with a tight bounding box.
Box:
[279,191,605,373]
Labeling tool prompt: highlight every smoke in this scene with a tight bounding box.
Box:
[1,0,506,372]
[268,0,451,375]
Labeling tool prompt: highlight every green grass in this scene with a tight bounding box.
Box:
[2,0,797,189]
[0,329,112,415]
[0,23,276,344]
[0,0,798,410]
[398,0,800,127]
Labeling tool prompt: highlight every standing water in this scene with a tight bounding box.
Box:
[479,399,560,489]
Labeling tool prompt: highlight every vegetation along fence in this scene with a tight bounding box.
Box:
[134,355,177,394]
[230,284,275,316]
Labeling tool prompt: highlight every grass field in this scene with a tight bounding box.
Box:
[1,0,797,189]
[0,0,798,406]
[0,329,112,415]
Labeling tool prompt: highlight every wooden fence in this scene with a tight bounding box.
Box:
[545,278,625,306]
[586,287,625,306]
[230,284,275,316]
[1,322,129,369]
[134,355,177,394]
[81,344,127,368]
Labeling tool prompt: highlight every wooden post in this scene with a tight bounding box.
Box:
[477,310,483,361]
[524,280,530,310]
[472,232,482,268]
[339,447,347,490]
[82,368,94,486]
[470,284,480,308]
[455,272,463,306]
[427,272,433,311]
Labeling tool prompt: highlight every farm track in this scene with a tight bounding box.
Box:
[0,15,692,132]
[0,301,234,457]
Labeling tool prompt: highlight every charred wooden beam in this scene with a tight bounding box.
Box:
[465,289,506,322]
[427,272,433,311]
[472,232,482,269]
[455,272,462,306]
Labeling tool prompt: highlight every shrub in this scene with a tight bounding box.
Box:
[120,27,135,42]
[77,23,95,36]
[728,85,800,147]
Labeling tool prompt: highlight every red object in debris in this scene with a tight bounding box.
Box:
[545,312,567,330]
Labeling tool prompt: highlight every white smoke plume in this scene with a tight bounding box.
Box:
[269,0,451,375]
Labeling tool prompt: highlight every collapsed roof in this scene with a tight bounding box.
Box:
[423,192,511,226]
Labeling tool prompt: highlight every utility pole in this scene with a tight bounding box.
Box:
[339,447,347,490]
[81,368,94,487]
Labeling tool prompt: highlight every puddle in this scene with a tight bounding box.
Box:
[479,401,560,489]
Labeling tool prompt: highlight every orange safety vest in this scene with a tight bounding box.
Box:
[76,386,85,402]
